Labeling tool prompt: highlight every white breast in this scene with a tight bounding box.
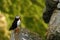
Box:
[17,19,21,26]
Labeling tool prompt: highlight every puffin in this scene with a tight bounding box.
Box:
[9,16,21,31]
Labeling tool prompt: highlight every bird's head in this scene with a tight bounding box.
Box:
[15,16,20,20]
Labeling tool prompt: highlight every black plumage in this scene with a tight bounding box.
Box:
[9,16,20,30]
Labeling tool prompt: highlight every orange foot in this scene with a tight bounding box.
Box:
[14,28,20,33]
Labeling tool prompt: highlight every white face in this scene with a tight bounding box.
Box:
[16,16,20,19]
[17,19,21,26]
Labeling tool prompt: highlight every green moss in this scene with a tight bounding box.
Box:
[0,0,47,40]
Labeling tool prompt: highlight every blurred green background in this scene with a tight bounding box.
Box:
[0,0,48,40]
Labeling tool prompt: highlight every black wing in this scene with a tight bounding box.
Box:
[9,20,17,30]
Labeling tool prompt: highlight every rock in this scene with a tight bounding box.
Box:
[46,10,60,40]
[10,27,42,40]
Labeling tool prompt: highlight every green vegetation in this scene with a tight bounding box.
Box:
[0,0,48,40]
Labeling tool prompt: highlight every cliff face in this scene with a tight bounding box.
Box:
[46,10,60,40]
